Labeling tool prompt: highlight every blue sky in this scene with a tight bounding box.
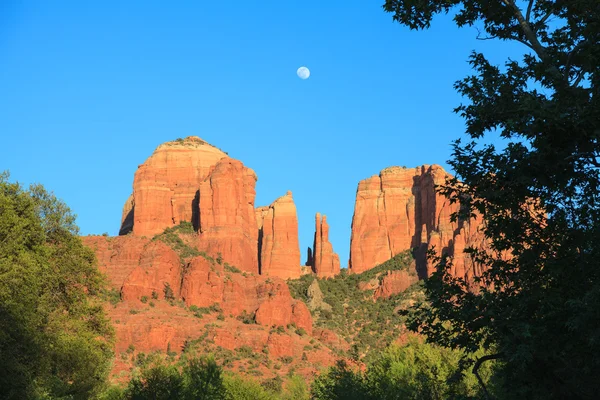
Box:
[0,1,523,267]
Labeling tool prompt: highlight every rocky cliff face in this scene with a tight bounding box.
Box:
[125,137,228,237]
[349,165,484,279]
[120,137,309,277]
[197,158,259,273]
[84,234,333,382]
[255,191,302,279]
[310,213,341,278]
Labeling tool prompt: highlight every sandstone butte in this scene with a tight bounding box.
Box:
[120,136,303,278]
[309,213,341,278]
[349,165,485,282]
[125,136,228,237]
[255,191,302,279]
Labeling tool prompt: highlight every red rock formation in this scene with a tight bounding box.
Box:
[119,194,135,235]
[255,191,301,279]
[374,270,419,299]
[180,256,224,308]
[82,235,148,288]
[311,213,341,278]
[349,165,484,279]
[127,136,228,237]
[121,241,182,301]
[197,158,259,273]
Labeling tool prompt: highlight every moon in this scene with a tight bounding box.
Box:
[297,66,310,80]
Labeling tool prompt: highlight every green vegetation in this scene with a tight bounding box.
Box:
[311,340,496,400]
[0,173,114,399]
[288,251,424,362]
[224,263,242,274]
[384,0,600,398]
[151,222,208,264]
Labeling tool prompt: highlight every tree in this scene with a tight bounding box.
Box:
[310,341,492,400]
[0,172,114,399]
[363,340,490,400]
[127,362,184,400]
[310,360,368,400]
[182,357,226,400]
[382,1,600,398]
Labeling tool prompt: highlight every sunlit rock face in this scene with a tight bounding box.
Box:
[349,165,484,280]
[310,213,340,278]
[124,136,228,237]
[197,157,259,273]
[255,191,302,279]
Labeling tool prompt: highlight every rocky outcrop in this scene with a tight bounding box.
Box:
[197,158,259,273]
[373,270,419,299]
[121,241,182,301]
[81,235,148,288]
[349,165,484,279]
[128,137,228,237]
[306,279,332,312]
[310,213,341,278]
[255,191,301,279]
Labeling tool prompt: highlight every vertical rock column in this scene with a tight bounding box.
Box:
[312,213,340,278]
[255,191,302,279]
[198,158,259,274]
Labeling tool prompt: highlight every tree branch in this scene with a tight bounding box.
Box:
[507,1,548,60]
[539,9,552,25]
[526,0,535,23]
[473,353,503,400]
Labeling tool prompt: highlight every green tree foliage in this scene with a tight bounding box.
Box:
[311,341,494,400]
[223,375,278,400]
[126,357,226,400]
[311,360,368,400]
[383,1,600,398]
[126,362,184,400]
[0,173,113,399]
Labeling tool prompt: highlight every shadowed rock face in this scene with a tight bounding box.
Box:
[255,191,302,279]
[311,213,341,278]
[125,136,228,237]
[349,165,484,280]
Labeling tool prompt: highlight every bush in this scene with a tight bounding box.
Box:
[279,356,293,365]
[163,282,175,301]
[224,263,242,273]
[261,376,283,394]
[236,310,255,324]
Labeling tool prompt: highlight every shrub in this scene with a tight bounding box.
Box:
[279,356,293,365]
[224,263,242,273]
[261,376,283,394]
[140,296,148,304]
[236,310,255,324]
[163,282,175,301]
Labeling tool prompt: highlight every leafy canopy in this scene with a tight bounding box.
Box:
[0,172,114,399]
[383,0,599,399]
